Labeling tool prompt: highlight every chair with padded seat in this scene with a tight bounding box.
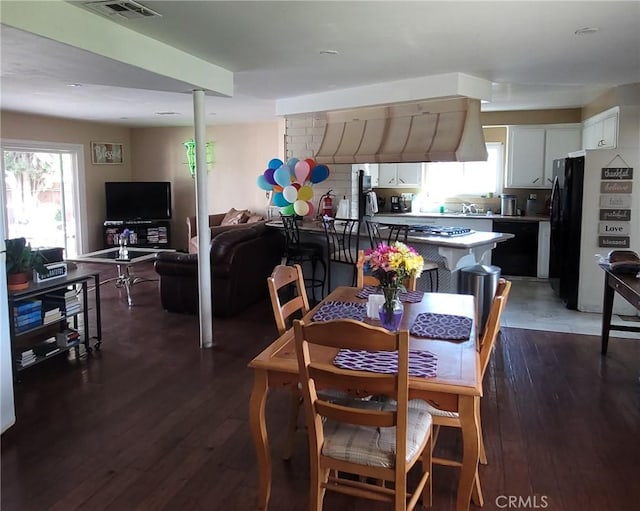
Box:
[366,220,440,292]
[294,318,432,511]
[322,217,361,294]
[281,214,327,302]
[411,277,512,501]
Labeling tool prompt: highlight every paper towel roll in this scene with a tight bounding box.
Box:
[337,197,350,218]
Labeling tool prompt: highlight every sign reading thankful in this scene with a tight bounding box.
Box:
[600,167,633,180]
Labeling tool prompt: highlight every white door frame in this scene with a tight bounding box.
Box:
[0,139,88,254]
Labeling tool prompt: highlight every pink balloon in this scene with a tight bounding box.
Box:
[294,160,310,183]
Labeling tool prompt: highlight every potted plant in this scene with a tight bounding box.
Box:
[5,237,49,291]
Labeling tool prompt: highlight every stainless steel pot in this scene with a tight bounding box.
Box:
[500,194,517,216]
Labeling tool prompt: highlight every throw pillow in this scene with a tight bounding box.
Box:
[221,208,248,225]
[246,214,264,224]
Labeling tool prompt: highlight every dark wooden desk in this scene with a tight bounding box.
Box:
[600,266,640,355]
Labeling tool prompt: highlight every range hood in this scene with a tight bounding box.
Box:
[315,97,488,164]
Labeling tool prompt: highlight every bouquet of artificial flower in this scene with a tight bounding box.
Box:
[364,242,424,305]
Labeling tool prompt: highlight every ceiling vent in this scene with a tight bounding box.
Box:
[83,1,162,20]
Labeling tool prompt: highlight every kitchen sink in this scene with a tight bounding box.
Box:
[449,212,487,217]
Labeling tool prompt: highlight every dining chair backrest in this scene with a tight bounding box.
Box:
[267,264,310,335]
[294,318,431,510]
[356,249,417,291]
[479,278,511,376]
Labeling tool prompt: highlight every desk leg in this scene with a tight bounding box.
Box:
[250,370,271,510]
[601,274,614,356]
[94,274,102,348]
[458,395,480,511]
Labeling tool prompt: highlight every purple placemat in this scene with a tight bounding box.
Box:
[410,312,472,341]
[355,285,424,303]
[334,349,437,378]
[312,301,367,322]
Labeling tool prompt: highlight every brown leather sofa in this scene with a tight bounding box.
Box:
[155,222,284,317]
[187,210,265,254]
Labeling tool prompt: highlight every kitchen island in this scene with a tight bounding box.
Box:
[267,219,513,292]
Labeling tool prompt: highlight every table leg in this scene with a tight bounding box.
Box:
[458,395,480,511]
[250,370,271,510]
[601,273,614,356]
[94,274,102,348]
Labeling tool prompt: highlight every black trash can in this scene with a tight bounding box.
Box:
[458,264,501,333]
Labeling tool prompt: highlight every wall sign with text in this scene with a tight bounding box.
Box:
[598,164,633,248]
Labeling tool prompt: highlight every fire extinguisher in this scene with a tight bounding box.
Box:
[319,190,334,218]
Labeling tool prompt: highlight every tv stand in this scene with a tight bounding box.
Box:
[103,219,171,249]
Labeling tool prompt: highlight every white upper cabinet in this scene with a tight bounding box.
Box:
[507,124,582,189]
[582,107,619,150]
[375,163,423,188]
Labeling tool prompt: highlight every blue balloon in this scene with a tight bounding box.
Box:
[274,165,292,187]
[268,158,283,170]
[256,175,273,191]
[286,158,299,175]
[310,164,330,183]
[272,191,290,207]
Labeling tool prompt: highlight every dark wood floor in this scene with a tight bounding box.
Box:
[2,262,640,511]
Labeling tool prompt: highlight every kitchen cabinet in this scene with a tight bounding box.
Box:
[507,124,581,189]
[375,163,423,188]
[582,107,619,150]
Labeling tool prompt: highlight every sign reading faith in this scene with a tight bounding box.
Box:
[601,167,633,180]
[599,209,631,221]
[599,236,630,248]
[598,222,631,235]
[600,181,633,194]
[599,194,633,208]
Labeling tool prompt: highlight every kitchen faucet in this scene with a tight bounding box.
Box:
[462,203,478,214]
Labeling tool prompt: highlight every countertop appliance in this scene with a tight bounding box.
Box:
[550,150,639,313]
[500,194,517,216]
[390,195,402,212]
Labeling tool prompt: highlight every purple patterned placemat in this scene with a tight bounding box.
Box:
[355,285,424,303]
[410,312,472,341]
[312,301,367,322]
[334,349,437,378]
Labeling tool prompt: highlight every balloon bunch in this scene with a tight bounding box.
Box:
[256,157,330,216]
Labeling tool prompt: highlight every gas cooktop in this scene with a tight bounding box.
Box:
[409,225,474,237]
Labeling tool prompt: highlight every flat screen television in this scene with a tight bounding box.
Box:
[105,181,172,221]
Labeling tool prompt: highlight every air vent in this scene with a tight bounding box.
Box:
[83,1,162,20]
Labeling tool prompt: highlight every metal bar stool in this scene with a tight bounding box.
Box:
[365,220,440,291]
[280,214,326,302]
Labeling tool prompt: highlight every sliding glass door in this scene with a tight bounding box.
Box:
[1,140,86,257]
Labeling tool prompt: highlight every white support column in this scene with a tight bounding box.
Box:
[193,89,213,349]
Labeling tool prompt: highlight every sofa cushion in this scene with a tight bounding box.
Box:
[246,214,264,224]
[221,208,249,225]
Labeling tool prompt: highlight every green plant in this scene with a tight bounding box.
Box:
[5,237,48,277]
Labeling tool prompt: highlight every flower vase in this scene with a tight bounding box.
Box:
[379,287,404,331]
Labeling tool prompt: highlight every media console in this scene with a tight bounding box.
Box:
[103,219,171,249]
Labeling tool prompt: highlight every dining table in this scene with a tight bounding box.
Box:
[248,286,483,511]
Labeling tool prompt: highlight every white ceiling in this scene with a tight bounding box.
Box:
[1,1,639,127]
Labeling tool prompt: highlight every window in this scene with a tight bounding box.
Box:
[423,143,503,200]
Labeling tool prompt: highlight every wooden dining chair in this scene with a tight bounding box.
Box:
[365,221,440,291]
[356,249,418,291]
[411,278,511,501]
[267,264,310,459]
[294,318,432,511]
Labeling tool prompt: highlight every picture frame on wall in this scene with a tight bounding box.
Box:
[91,142,124,164]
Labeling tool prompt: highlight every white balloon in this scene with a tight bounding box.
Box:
[282,185,298,203]
[293,199,310,216]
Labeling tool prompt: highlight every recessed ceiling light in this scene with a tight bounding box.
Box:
[319,49,339,55]
[155,111,180,116]
[67,83,82,87]
[575,27,599,35]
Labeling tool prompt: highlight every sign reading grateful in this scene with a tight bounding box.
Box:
[599,165,633,248]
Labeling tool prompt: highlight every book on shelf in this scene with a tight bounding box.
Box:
[12,299,42,315]
[14,309,43,326]
[56,328,81,348]
[32,337,60,357]
[43,307,61,317]
[15,319,43,333]
[43,312,64,325]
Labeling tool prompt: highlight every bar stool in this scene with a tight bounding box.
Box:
[280,214,326,302]
[322,217,361,293]
[365,220,440,291]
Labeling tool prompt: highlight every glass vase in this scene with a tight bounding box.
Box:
[378,297,404,331]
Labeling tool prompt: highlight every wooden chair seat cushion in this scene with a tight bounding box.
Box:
[321,398,432,468]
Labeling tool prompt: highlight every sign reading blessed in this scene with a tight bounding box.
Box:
[598,236,630,248]
[601,167,633,180]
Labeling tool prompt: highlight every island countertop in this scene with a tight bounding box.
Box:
[373,212,550,222]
